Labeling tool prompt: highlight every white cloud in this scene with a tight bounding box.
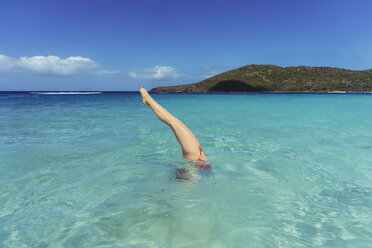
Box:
[193,66,230,79]
[129,66,182,80]
[18,56,98,76]
[0,54,109,76]
[0,54,17,72]
[94,70,121,75]
[128,71,137,78]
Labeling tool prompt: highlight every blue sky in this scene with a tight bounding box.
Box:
[0,0,371,91]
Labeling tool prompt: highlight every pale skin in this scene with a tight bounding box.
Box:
[140,87,207,161]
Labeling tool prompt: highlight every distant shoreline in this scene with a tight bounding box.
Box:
[150,65,372,93]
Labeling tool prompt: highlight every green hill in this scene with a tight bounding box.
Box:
[150,65,372,93]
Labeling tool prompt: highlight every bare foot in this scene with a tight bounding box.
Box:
[140,87,150,106]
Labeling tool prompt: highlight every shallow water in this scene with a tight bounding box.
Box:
[0,93,372,247]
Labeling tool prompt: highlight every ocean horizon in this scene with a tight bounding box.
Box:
[1,90,372,95]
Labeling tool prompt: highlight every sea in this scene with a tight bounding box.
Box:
[0,92,371,248]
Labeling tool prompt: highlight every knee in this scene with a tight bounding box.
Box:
[167,118,180,127]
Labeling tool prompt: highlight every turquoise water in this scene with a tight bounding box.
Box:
[0,93,372,248]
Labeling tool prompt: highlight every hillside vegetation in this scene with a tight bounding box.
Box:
[150,65,372,92]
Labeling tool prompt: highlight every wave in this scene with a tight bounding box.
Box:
[29,92,103,95]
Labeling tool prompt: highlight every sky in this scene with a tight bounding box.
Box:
[0,0,372,91]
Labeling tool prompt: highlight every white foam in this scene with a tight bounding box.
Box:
[30,92,102,95]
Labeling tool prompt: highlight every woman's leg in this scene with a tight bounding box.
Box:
[140,87,206,161]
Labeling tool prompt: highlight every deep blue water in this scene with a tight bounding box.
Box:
[0,93,371,247]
